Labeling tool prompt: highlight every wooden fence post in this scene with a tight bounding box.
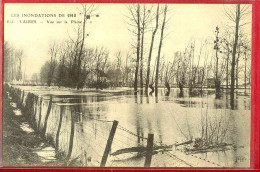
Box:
[100,120,118,167]
[144,133,154,167]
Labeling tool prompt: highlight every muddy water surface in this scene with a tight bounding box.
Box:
[11,86,251,167]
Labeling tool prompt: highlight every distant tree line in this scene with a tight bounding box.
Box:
[40,42,138,89]
[3,41,24,82]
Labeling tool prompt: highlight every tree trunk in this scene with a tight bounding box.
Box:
[145,5,159,95]
[19,58,22,80]
[96,62,99,89]
[215,30,220,98]
[244,52,247,91]
[179,83,184,97]
[165,81,170,96]
[58,56,65,87]
[134,4,141,94]
[226,46,229,89]
[149,84,154,95]
[155,5,167,97]
[230,4,240,110]
[77,5,88,89]
[140,26,145,94]
[236,46,240,89]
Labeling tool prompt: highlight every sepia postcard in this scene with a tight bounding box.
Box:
[2,3,252,168]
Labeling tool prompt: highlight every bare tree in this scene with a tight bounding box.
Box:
[15,49,23,81]
[187,41,208,96]
[199,42,212,94]
[138,5,153,93]
[176,51,188,97]
[164,55,178,96]
[242,44,250,92]
[57,41,70,87]
[223,4,251,109]
[236,42,241,89]
[145,4,159,95]
[123,51,132,86]
[3,41,25,83]
[3,41,13,82]
[115,51,123,86]
[77,4,98,89]
[66,4,98,89]
[213,26,222,98]
[187,43,195,95]
[47,42,58,86]
[155,5,168,97]
[221,31,233,89]
[93,47,109,89]
[126,4,141,93]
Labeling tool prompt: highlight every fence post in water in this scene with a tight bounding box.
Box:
[144,133,154,167]
[100,120,118,167]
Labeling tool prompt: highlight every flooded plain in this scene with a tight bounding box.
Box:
[6,85,251,167]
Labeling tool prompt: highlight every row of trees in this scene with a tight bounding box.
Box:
[171,27,251,98]
[40,43,138,89]
[126,4,251,103]
[3,41,24,82]
[39,4,170,90]
[20,4,250,107]
[126,4,169,96]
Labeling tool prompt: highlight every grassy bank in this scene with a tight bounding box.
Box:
[2,90,65,166]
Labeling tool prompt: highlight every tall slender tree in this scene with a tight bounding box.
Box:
[155,5,168,96]
[47,42,58,86]
[224,4,251,108]
[230,5,240,109]
[139,5,152,94]
[145,5,159,95]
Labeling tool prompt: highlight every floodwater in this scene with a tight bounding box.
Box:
[8,86,251,167]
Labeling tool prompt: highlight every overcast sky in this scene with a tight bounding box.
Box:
[4,3,252,77]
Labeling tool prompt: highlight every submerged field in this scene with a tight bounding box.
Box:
[3,85,251,167]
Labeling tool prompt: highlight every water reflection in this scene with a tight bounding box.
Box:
[53,88,249,166]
